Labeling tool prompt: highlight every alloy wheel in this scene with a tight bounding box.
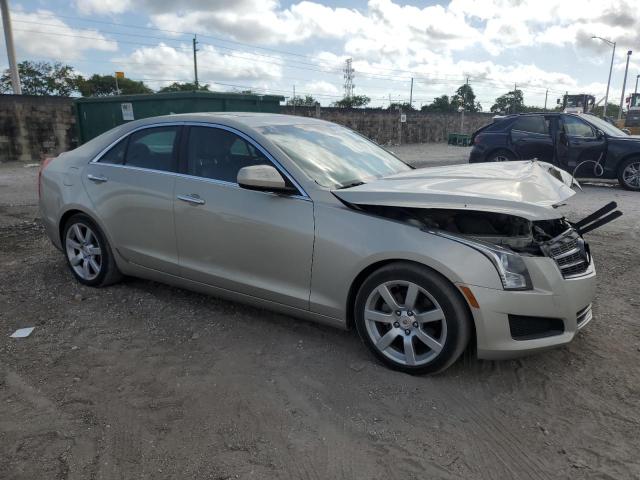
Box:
[622,161,640,189]
[65,223,102,281]
[363,280,448,366]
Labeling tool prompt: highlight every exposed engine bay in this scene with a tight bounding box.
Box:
[353,202,623,256]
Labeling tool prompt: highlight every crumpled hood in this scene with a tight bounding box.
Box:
[332,161,577,221]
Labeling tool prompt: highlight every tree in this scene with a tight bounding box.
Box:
[592,104,621,119]
[0,61,78,96]
[158,82,210,92]
[421,95,452,113]
[451,84,481,112]
[286,94,318,106]
[491,89,525,113]
[332,95,370,108]
[77,74,152,97]
[387,102,415,111]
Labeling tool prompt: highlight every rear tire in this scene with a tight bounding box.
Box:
[486,149,515,162]
[617,157,640,191]
[62,213,122,287]
[354,262,472,375]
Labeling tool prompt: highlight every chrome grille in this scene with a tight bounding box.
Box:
[545,229,590,278]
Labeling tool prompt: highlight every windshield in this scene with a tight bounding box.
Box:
[583,114,629,137]
[258,123,411,188]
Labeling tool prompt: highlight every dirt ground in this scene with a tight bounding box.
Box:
[1,146,639,480]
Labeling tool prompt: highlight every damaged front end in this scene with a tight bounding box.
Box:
[352,201,621,287]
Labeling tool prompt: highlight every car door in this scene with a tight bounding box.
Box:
[173,125,314,310]
[83,125,182,275]
[556,115,607,175]
[509,115,554,162]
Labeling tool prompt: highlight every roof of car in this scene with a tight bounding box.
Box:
[133,112,333,128]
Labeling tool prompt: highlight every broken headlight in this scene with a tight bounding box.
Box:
[430,231,533,291]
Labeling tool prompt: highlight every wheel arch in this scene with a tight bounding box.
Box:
[485,147,517,161]
[345,259,475,339]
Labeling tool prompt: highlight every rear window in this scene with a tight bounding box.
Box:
[512,116,549,135]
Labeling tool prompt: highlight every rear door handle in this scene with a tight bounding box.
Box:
[177,194,205,205]
[87,174,108,183]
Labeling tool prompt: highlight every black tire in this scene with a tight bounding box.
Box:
[486,149,515,162]
[62,213,122,287]
[354,262,472,375]
[617,157,640,191]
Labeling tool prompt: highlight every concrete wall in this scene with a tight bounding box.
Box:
[281,106,493,145]
[0,96,493,162]
[0,95,76,163]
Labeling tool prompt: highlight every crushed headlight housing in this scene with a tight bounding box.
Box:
[428,230,533,291]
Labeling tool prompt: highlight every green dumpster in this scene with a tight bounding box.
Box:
[74,91,284,143]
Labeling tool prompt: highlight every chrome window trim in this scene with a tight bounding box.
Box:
[90,121,310,199]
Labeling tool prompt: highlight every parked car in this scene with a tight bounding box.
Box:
[469,112,640,191]
[40,113,599,374]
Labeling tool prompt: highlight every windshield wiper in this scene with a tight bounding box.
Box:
[336,180,366,189]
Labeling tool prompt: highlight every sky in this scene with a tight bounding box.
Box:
[2,0,640,109]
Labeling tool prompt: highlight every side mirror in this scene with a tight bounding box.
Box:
[237,165,295,193]
[596,129,604,138]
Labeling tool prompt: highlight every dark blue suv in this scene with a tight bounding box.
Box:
[469,113,640,191]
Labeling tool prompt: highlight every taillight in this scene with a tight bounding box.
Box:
[474,134,483,145]
[38,156,55,200]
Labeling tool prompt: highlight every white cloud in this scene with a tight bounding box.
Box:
[8,10,117,60]
[113,43,283,89]
[75,0,130,15]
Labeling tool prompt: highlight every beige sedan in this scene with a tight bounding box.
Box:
[39,113,596,374]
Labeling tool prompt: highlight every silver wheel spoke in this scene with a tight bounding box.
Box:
[67,239,82,250]
[376,329,398,351]
[404,336,417,365]
[82,259,91,278]
[70,254,83,266]
[415,308,444,323]
[404,283,419,309]
[86,246,101,256]
[415,329,443,353]
[73,224,85,243]
[89,258,101,273]
[378,285,400,310]
[365,309,394,324]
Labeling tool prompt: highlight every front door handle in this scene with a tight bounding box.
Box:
[177,194,205,205]
[87,174,108,183]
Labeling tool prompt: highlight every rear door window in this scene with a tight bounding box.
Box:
[124,126,180,172]
[512,116,549,135]
[98,138,127,165]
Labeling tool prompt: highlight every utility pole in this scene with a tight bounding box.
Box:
[544,89,548,111]
[592,36,616,118]
[619,50,632,121]
[409,77,413,108]
[1,0,21,94]
[513,83,517,113]
[192,35,199,89]
[635,74,640,95]
[292,84,296,114]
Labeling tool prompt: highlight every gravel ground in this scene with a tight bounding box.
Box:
[1,145,639,480]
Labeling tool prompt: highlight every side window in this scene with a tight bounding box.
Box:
[562,117,595,137]
[98,138,127,164]
[124,126,179,172]
[512,116,549,135]
[186,127,271,183]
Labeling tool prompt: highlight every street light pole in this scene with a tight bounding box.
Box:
[619,50,632,121]
[635,74,640,95]
[0,0,21,94]
[592,36,616,118]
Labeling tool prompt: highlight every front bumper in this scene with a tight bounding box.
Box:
[461,256,596,360]
[468,146,486,163]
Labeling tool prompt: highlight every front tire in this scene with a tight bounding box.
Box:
[354,262,472,375]
[617,157,640,191]
[62,213,122,287]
